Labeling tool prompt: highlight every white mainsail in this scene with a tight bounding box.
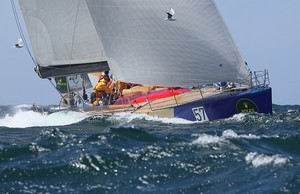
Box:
[85,0,250,87]
[19,0,108,78]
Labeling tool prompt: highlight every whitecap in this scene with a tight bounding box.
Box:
[226,113,247,122]
[14,104,33,109]
[0,110,89,128]
[222,129,261,139]
[245,152,289,167]
[110,112,194,124]
[222,129,260,139]
[192,134,225,145]
[222,129,239,138]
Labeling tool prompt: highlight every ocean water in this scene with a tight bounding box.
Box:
[0,104,299,194]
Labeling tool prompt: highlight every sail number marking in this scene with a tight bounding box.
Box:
[192,107,209,121]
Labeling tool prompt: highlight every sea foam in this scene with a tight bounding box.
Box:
[192,134,225,145]
[0,110,89,128]
[245,152,289,167]
[111,112,194,124]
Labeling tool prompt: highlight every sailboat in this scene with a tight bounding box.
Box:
[17,0,272,121]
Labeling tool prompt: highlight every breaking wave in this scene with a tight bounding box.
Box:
[245,152,289,167]
[107,112,195,124]
[0,109,89,128]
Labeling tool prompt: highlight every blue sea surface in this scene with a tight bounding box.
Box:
[0,104,299,193]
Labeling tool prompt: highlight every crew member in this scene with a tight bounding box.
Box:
[90,71,114,104]
[109,81,127,98]
[107,74,127,98]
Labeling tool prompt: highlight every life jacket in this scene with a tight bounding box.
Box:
[93,81,106,94]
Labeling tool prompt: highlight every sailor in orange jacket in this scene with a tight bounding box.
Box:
[90,71,114,104]
[116,81,126,96]
[108,80,127,97]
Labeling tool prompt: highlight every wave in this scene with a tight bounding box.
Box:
[191,129,261,145]
[245,152,289,167]
[1,104,299,129]
[107,112,194,124]
[0,109,89,128]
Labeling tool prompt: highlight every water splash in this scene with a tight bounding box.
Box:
[0,110,89,128]
[109,112,194,124]
[192,134,225,145]
[222,129,260,139]
[245,152,289,167]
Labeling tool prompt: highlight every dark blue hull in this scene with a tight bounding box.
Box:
[174,87,272,121]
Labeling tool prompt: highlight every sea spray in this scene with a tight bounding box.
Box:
[0,109,89,128]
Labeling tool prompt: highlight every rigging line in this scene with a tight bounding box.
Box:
[12,0,30,59]
[11,1,21,34]
[11,0,36,65]
[11,0,69,105]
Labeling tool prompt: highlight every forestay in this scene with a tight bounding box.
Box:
[19,0,109,78]
[85,0,251,87]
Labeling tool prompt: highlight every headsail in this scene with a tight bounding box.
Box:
[18,0,108,78]
[85,0,250,87]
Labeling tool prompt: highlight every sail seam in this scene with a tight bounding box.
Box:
[69,0,82,66]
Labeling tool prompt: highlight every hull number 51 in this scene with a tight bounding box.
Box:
[192,107,209,121]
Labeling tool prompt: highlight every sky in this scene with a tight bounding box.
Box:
[0,0,299,105]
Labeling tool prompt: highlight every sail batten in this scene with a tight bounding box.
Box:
[85,0,250,86]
